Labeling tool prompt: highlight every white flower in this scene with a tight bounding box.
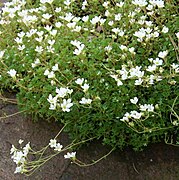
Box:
[0,50,5,58]
[140,104,148,111]
[81,83,89,92]
[18,45,25,51]
[112,28,121,34]
[7,69,17,78]
[79,97,92,105]
[73,17,81,22]
[90,16,101,25]
[146,4,153,10]
[23,142,31,156]
[67,22,76,29]
[61,99,73,112]
[49,103,57,110]
[118,30,125,37]
[14,166,23,174]
[55,22,62,28]
[133,28,146,41]
[171,63,179,69]
[73,26,82,32]
[135,78,143,85]
[75,78,84,85]
[44,69,50,76]
[18,139,24,144]
[42,13,52,20]
[99,18,106,25]
[110,74,123,86]
[116,79,123,86]
[40,0,53,4]
[149,0,164,8]
[116,2,124,7]
[129,47,135,54]
[152,31,159,38]
[36,31,44,37]
[176,32,179,39]
[12,151,25,165]
[70,40,82,48]
[32,59,40,68]
[48,71,55,79]
[130,111,142,119]
[47,46,55,53]
[140,104,154,112]
[132,0,148,7]
[77,44,85,52]
[35,46,43,53]
[82,16,89,22]
[14,37,23,44]
[105,45,112,52]
[17,32,25,38]
[47,94,57,104]
[54,143,63,151]
[64,0,71,6]
[153,58,163,66]
[146,65,157,72]
[130,97,138,104]
[62,12,74,22]
[148,75,155,84]
[120,116,129,122]
[64,152,76,159]
[49,139,57,148]
[115,13,122,21]
[55,7,61,13]
[147,104,154,112]
[50,29,57,36]
[119,45,128,51]
[52,64,59,71]
[108,21,114,26]
[162,26,169,33]
[10,145,17,154]
[158,50,168,59]
[172,121,179,126]
[56,87,68,98]
[48,39,55,46]
[103,1,109,8]
[44,25,53,31]
[105,10,110,17]
[129,66,144,78]
[71,41,85,55]
[73,48,82,55]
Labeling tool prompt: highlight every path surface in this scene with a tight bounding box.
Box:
[0,93,179,180]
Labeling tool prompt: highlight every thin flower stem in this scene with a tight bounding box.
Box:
[0,95,17,104]
[0,110,26,120]
[168,34,179,62]
[73,147,116,167]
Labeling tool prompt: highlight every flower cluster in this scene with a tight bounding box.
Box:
[49,139,63,151]
[10,140,31,174]
[10,137,77,174]
[120,97,156,128]
[71,40,85,56]
[47,87,73,111]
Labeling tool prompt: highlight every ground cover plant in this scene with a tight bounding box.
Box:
[0,0,178,175]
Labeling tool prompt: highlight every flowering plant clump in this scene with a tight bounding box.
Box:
[0,0,178,174]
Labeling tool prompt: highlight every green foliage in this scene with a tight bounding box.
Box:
[0,0,179,151]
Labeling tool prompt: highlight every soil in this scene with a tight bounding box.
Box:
[0,92,179,180]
